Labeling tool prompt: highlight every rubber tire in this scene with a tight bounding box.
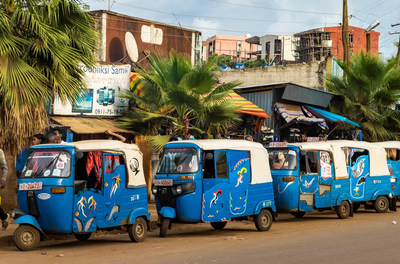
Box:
[290,212,306,218]
[129,217,147,242]
[254,209,273,231]
[74,233,91,241]
[336,200,350,219]
[13,224,40,251]
[160,217,170,238]
[374,196,389,213]
[210,222,227,230]
[353,203,361,212]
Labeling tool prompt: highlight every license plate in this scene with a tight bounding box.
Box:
[19,182,43,191]
[153,179,173,186]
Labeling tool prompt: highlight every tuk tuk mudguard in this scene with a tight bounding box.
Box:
[128,207,151,224]
[254,200,276,215]
[159,206,176,219]
[14,215,46,236]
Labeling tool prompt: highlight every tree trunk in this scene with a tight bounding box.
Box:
[135,136,153,200]
[0,151,17,212]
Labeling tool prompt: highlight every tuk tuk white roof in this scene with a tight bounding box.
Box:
[327,140,390,176]
[166,140,272,184]
[66,140,145,187]
[288,141,349,179]
[374,141,400,150]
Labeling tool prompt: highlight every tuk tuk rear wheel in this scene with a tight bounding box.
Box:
[160,217,170,237]
[74,233,91,241]
[210,221,227,230]
[254,209,272,231]
[374,196,389,213]
[129,217,147,242]
[336,200,350,219]
[13,224,40,251]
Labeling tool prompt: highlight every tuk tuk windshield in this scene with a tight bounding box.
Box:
[158,148,199,174]
[268,149,297,170]
[21,150,71,178]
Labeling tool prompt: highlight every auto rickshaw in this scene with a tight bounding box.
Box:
[267,141,354,219]
[13,140,150,251]
[152,140,276,237]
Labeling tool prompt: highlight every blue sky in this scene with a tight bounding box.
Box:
[84,0,400,59]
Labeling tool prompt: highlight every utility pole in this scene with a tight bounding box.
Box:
[390,22,400,65]
[342,0,350,65]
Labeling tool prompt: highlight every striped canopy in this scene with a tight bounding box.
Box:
[227,92,270,119]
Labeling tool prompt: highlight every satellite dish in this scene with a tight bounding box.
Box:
[125,32,139,62]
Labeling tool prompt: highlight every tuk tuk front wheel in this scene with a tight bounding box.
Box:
[254,209,272,231]
[129,217,147,242]
[13,224,40,251]
[210,221,227,230]
[160,217,170,237]
[74,233,91,241]
[336,200,350,219]
[374,196,389,213]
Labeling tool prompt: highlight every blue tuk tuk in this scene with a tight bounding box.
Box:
[152,140,276,237]
[374,141,400,200]
[330,140,398,212]
[267,142,354,219]
[13,140,150,251]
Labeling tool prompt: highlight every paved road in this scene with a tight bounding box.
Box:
[2,207,400,264]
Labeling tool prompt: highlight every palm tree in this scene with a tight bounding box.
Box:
[326,51,400,141]
[0,0,97,209]
[118,52,241,149]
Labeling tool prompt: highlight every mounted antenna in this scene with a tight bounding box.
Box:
[125,32,139,63]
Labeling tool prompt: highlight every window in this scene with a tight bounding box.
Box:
[274,39,282,54]
[349,34,353,42]
[203,151,215,178]
[215,151,227,178]
[322,32,330,40]
[157,148,199,174]
[385,148,399,161]
[268,149,297,170]
[300,151,318,174]
[21,150,71,178]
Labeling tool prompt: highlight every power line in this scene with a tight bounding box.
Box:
[207,0,342,16]
[113,1,340,26]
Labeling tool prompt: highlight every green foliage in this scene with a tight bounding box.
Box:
[118,52,242,150]
[244,59,265,68]
[326,51,400,141]
[0,0,97,154]
[210,53,234,68]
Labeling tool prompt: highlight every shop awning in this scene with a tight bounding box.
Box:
[274,102,326,125]
[305,106,360,128]
[50,116,132,134]
[228,92,270,118]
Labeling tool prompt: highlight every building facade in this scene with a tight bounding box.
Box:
[295,25,380,63]
[90,10,202,66]
[259,35,298,64]
[204,35,259,61]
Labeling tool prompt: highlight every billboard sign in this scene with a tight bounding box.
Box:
[53,64,131,116]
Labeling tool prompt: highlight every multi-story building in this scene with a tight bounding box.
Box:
[204,35,259,62]
[258,35,298,64]
[90,10,202,66]
[295,25,379,63]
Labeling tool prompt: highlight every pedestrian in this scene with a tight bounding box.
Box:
[47,133,59,143]
[0,148,10,230]
[52,128,65,143]
[245,135,253,141]
[16,134,46,176]
[32,134,46,145]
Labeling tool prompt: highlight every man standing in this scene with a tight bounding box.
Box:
[0,148,9,230]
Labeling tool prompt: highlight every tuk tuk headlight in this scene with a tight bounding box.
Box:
[176,185,183,194]
[152,185,158,195]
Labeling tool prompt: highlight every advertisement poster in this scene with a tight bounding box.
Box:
[53,64,131,116]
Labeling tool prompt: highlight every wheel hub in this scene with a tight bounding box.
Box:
[21,231,34,244]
